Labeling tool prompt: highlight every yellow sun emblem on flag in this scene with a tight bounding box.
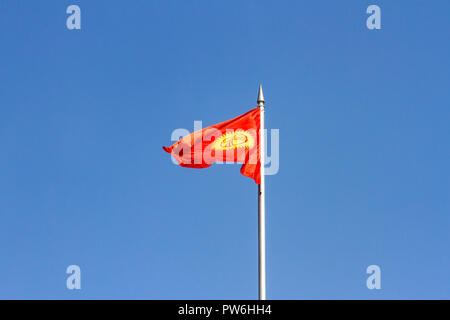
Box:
[212,130,255,151]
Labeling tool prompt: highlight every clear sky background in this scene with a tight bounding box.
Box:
[0,1,449,299]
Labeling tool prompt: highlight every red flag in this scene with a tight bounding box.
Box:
[163,107,261,184]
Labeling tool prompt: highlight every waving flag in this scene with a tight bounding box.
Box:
[162,107,261,183]
[163,85,267,300]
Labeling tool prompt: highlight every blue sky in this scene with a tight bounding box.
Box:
[0,0,449,299]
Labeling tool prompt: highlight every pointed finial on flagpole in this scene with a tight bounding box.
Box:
[257,84,265,106]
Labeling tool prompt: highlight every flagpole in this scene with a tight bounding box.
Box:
[257,85,266,300]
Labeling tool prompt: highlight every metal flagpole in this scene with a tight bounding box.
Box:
[257,85,266,300]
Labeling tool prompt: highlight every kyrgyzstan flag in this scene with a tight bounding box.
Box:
[163,107,261,184]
